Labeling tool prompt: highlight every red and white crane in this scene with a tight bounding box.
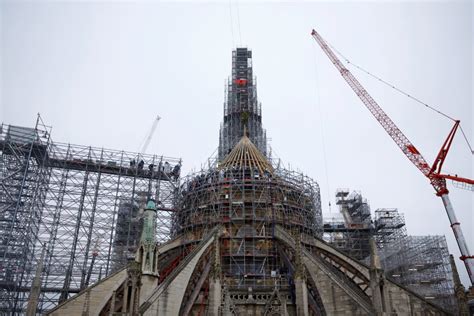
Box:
[311,29,474,285]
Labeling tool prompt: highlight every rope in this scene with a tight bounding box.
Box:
[325,41,473,155]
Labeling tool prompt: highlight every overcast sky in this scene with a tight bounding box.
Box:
[1,0,472,286]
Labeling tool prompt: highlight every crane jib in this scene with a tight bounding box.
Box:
[311,28,474,285]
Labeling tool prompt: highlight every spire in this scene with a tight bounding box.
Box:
[137,199,159,276]
[218,48,267,159]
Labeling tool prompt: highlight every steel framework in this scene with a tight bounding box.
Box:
[374,208,407,247]
[322,189,372,260]
[379,235,456,311]
[219,48,267,159]
[323,190,456,312]
[173,159,323,290]
[0,117,180,314]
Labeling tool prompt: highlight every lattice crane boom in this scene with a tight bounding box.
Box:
[311,30,431,177]
[140,115,161,154]
[311,29,474,285]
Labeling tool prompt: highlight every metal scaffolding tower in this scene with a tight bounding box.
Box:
[0,117,180,314]
[323,190,456,312]
[213,47,322,292]
[379,235,456,311]
[219,48,267,160]
[0,122,50,314]
[322,189,372,260]
[173,156,323,291]
[374,208,407,248]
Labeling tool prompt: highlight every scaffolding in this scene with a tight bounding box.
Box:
[322,189,372,260]
[374,209,455,311]
[0,117,180,314]
[323,190,456,312]
[219,48,267,159]
[173,158,322,291]
[374,208,407,248]
[166,47,323,309]
[0,123,50,314]
[379,235,456,311]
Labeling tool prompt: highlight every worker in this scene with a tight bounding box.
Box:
[172,164,181,180]
[164,161,171,175]
[138,160,144,170]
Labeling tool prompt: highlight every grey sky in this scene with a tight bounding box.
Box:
[1,1,472,285]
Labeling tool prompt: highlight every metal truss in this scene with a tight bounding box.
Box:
[323,190,456,312]
[0,117,180,314]
[173,160,322,291]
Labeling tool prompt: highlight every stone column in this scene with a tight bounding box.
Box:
[126,261,142,314]
[208,232,222,315]
[208,279,222,315]
[280,293,288,316]
[294,277,308,316]
[123,282,129,313]
[450,255,469,315]
[294,237,308,316]
[369,237,385,316]
[109,291,116,316]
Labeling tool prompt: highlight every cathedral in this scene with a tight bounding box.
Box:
[46,48,453,315]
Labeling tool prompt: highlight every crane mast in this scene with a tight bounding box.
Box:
[311,29,474,285]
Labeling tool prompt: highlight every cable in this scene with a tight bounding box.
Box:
[228,0,235,47]
[459,125,474,154]
[235,0,242,46]
[314,47,333,213]
[325,41,473,155]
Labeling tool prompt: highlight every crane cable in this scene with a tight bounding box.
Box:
[228,0,235,47]
[314,47,333,213]
[235,0,242,46]
[326,41,474,155]
[228,0,243,47]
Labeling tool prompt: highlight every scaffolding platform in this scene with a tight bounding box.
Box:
[323,193,456,313]
[0,119,181,313]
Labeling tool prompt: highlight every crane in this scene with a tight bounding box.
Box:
[140,115,161,154]
[311,29,474,285]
